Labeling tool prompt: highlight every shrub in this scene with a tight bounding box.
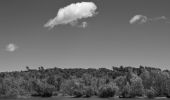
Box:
[145,88,155,99]
[83,86,95,97]
[61,79,75,96]
[73,90,83,97]
[0,77,26,97]
[114,76,126,91]
[47,75,63,91]
[61,78,84,97]
[98,82,119,98]
[31,80,54,97]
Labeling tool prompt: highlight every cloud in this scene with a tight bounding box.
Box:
[80,22,88,28]
[6,43,18,52]
[152,16,167,21]
[70,21,88,28]
[129,15,168,24]
[129,15,147,24]
[44,2,98,29]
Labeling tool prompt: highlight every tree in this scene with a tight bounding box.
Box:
[98,82,119,98]
[129,74,144,97]
[145,87,155,98]
[83,86,95,97]
[0,66,169,98]
[26,66,30,71]
[0,77,25,97]
[121,82,131,98]
[47,75,63,91]
[61,78,83,97]
[114,76,127,94]
[31,79,54,97]
[150,71,169,96]
[165,79,170,97]
[140,69,152,89]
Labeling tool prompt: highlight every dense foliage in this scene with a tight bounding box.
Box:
[0,66,170,98]
[98,82,119,98]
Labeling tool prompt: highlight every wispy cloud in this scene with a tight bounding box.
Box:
[6,43,18,52]
[44,2,98,29]
[70,21,88,28]
[79,21,88,28]
[129,15,168,24]
[151,16,167,21]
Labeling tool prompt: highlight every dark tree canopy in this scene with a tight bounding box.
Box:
[0,66,169,98]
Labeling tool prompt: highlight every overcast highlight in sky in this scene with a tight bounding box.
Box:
[0,0,170,72]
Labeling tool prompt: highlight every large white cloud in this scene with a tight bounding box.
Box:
[130,15,168,24]
[6,43,18,52]
[44,2,98,28]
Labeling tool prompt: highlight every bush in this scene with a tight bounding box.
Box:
[31,80,54,97]
[114,76,127,92]
[61,78,84,97]
[145,88,155,98]
[0,77,26,97]
[83,86,95,97]
[98,82,119,98]
[47,75,63,91]
[73,90,83,97]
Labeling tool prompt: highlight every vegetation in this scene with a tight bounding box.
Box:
[0,66,169,98]
[145,88,155,98]
[98,82,119,98]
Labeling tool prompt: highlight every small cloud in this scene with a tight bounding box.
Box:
[70,21,88,28]
[44,2,98,29]
[6,43,18,52]
[129,15,147,24]
[130,15,168,24]
[80,22,88,28]
[149,16,167,23]
[152,16,167,21]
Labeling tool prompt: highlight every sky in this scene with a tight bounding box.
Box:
[0,0,170,72]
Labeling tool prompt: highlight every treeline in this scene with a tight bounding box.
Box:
[0,66,170,98]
